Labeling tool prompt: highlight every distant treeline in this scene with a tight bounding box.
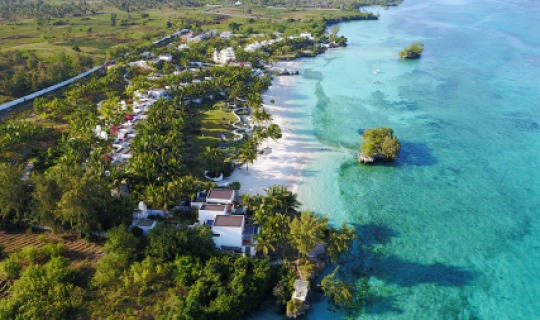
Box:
[103,0,204,12]
[104,0,403,11]
[0,51,94,100]
[0,0,402,18]
[0,0,205,18]
[243,0,402,9]
[0,0,103,19]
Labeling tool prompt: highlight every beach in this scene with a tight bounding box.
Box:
[227,61,320,195]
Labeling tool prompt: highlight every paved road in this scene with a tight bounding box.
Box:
[0,64,104,112]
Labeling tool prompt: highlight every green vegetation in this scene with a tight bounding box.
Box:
[0,51,94,102]
[0,0,381,100]
[321,266,354,307]
[0,244,84,320]
[399,42,424,59]
[240,186,357,314]
[0,184,357,318]
[0,164,28,226]
[0,0,393,317]
[88,225,274,318]
[359,127,401,162]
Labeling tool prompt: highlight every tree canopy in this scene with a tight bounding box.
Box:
[90,224,276,319]
[0,246,84,320]
[0,163,29,225]
[360,127,401,161]
[399,42,424,59]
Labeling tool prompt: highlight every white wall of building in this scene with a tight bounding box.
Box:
[198,208,227,225]
[212,225,243,248]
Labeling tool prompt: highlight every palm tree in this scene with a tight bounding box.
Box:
[252,108,272,128]
[288,211,326,257]
[255,231,276,256]
[266,213,290,252]
[253,127,269,145]
[202,146,225,177]
[266,123,282,147]
[142,183,167,210]
[238,140,257,171]
[265,185,300,215]
[228,83,242,105]
[241,193,262,212]
[246,91,263,110]
[171,175,201,200]
[321,266,354,308]
[327,223,357,262]
[253,205,273,225]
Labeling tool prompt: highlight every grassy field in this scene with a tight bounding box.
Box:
[0,4,356,60]
[182,103,238,176]
[0,6,211,59]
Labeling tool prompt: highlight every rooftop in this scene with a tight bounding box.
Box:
[292,280,310,301]
[207,189,234,200]
[137,219,156,228]
[200,204,226,211]
[214,215,244,228]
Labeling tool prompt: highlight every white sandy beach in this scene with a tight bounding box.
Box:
[227,62,320,195]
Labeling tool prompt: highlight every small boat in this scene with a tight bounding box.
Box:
[373,68,382,83]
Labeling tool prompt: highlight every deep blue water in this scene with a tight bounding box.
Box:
[253,0,540,319]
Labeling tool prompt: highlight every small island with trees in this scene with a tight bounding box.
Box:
[358,127,401,163]
[399,42,424,59]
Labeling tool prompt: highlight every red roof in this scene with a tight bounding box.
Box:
[214,215,243,228]
[207,189,234,201]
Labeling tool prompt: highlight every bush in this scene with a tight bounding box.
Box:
[0,259,22,279]
[16,246,40,264]
[172,209,197,224]
[131,226,144,237]
[37,234,48,243]
[229,181,241,190]
[0,220,18,231]
[41,243,66,258]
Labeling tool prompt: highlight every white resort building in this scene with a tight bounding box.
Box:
[211,215,258,256]
[130,187,258,256]
[213,47,236,65]
[158,53,173,62]
[198,203,234,225]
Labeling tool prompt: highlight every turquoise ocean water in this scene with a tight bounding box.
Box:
[252,0,540,319]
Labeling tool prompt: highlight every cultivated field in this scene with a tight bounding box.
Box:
[0,229,104,297]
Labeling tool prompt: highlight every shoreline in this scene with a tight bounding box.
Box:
[227,61,319,195]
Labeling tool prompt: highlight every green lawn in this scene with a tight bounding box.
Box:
[182,104,238,176]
